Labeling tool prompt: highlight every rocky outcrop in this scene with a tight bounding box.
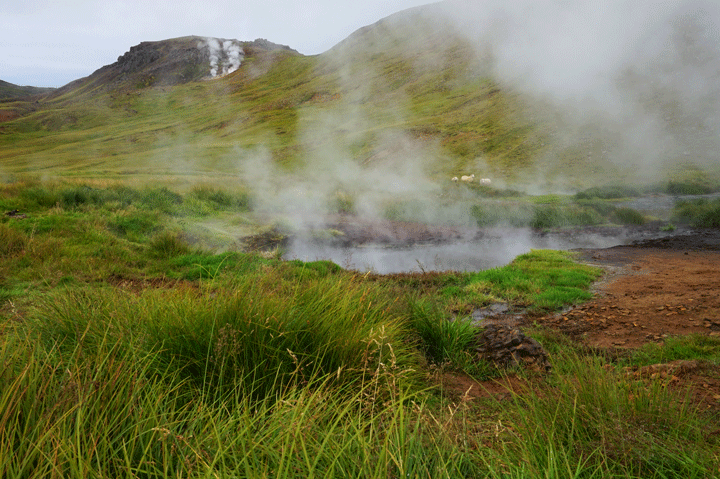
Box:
[473,324,551,372]
[116,44,163,74]
[50,36,300,97]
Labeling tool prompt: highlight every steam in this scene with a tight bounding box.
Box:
[200,37,244,77]
[229,1,720,272]
[433,0,720,181]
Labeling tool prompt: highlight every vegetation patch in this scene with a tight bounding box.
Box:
[673,198,720,228]
[0,180,717,477]
[440,250,602,314]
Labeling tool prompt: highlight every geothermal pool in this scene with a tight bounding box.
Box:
[283,228,633,274]
[281,193,718,274]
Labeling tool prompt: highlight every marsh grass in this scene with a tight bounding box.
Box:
[611,206,646,225]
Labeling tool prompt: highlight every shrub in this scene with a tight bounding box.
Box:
[574,185,640,200]
[666,180,714,195]
[673,198,720,227]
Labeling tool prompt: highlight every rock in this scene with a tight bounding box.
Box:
[473,324,551,372]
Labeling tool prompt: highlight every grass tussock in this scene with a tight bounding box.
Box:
[673,198,720,228]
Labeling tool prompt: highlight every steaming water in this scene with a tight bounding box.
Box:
[284,230,625,274]
[281,193,717,274]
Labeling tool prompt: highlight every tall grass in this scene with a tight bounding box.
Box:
[4,318,718,478]
[0,320,476,478]
[481,353,718,478]
[28,270,420,400]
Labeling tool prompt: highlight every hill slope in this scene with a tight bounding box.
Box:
[0,2,718,191]
[0,80,54,100]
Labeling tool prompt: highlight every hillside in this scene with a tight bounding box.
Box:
[0,2,718,191]
[0,80,54,100]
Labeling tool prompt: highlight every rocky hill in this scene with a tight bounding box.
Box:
[1,1,718,189]
[49,36,299,98]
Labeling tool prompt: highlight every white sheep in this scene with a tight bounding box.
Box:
[460,174,475,182]
[451,176,459,183]
[480,178,491,185]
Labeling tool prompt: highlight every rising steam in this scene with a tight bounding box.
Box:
[200,37,244,77]
[230,0,719,272]
[434,0,720,180]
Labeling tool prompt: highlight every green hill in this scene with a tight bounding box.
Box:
[0,4,718,192]
[0,79,55,100]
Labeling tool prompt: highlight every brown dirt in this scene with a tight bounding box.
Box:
[542,246,720,349]
[440,229,720,411]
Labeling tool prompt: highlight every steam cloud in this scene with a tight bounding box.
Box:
[229,0,719,272]
[434,0,720,180]
[201,37,244,77]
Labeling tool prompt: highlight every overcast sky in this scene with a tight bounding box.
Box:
[1,0,433,88]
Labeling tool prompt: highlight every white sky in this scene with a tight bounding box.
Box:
[1,0,433,88]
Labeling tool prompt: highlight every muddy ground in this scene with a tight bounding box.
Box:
[442,227,720,411]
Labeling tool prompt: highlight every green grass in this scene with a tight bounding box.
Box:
[1,180,718,478]
[673,198,720,228]
[626,334,720,367]
[438,250,603,314]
